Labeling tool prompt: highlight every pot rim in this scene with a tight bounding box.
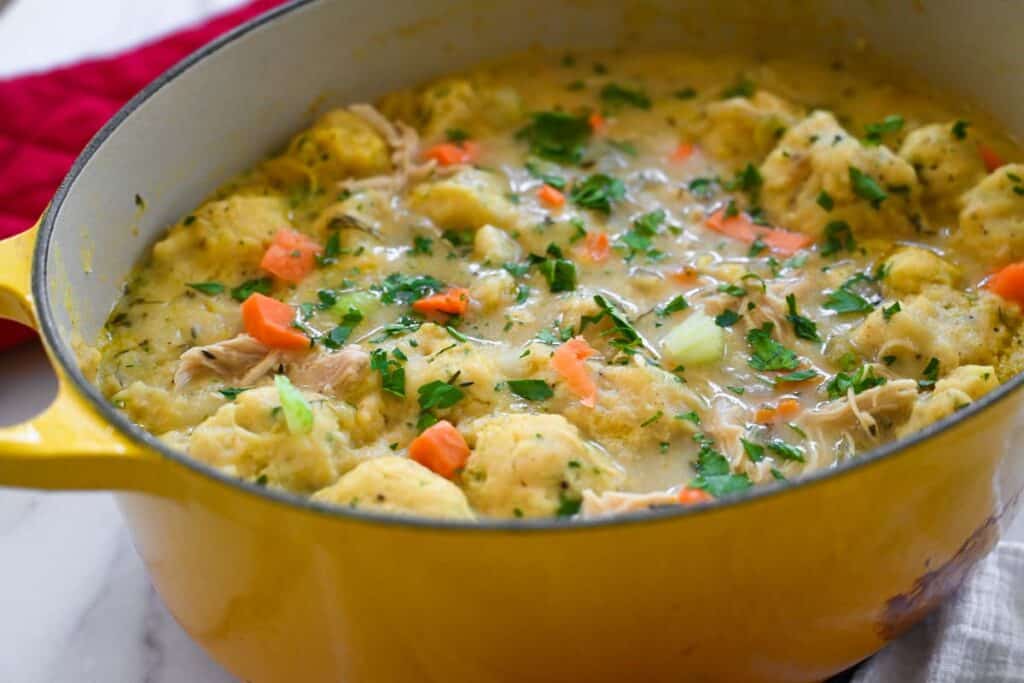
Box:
[32,0,1024,532]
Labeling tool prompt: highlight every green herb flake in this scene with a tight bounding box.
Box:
[674,87,697,100]
[508,379,554,401]
[538,258,578,293]
[784,294,821,342]
[721,77,755,99]
[570,174,626,214]
[767,439,806,462]
[715,309,742,328]
[187,282,225,296]
[883,301,902,320]
[775,369,818,384]
[820,220,857,256]
[824,286,874,315]
[600,83,652,110]
[919,357,940,389]
[657,295,689,317]
[323,306,364,349]
[373,273,445,305]
[849,166,888,208]
[676,411,701,425]
[864,115,904,145]
[230,278,273,302]
[525,160,568,190]
[218,387,248,401]
[816,190,835,211]
[746,323,800,371]
[640,410,664,427]
[691,441,753,497]
[826,364,887,400]
[741,438,765,463]
[417,380,465,411]
[952,120,970,140]
[370,348,406,397]
[412,236,433,255]
[517,111,592,165]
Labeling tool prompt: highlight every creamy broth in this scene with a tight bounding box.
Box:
[89,50,1024,520]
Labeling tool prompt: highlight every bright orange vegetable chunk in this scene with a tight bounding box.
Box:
[409,420,471,479]
[412,287,470,317]
[537,184,566,208]
[670,142,695,162]
[986,261,1024,308]
[240,293,310,350]
[584,231,610,263]
[589,112,607,135]
[552,336,598,407]
[260,229,322,284]
[776,398,802,420]
[678,488,714,505]
[705,209,813,257]
[754,407,777,425]
[423,141,480,166]
[979,143,1005,172]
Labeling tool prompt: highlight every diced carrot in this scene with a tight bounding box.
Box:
[678,487,714,505]
[260,229,323,284]
[409,420,470,479]
[537,184,566,208]
[412,287,470,317]
[670,142,695,163]
[705,209,813,257]
[985,261,1024,308]
[670,266,700,285]
[584,231,610,263]
[776,398,802,420]
[979,143,1005,173]
[240,293,310,350]
[423,141,480,166]
[589,112,607,135]
[754,407,777,424]
[551,336,598,407]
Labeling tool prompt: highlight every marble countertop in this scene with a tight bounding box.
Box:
[2,1,1023,681]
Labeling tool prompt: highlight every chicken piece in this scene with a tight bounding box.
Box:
[760,111,925,238]
[954,164,1024,267]
[312,457,474,520]
[699,91,802,166]
[880,246,960,297]
[799,379,919,443]
[174,334,370,398]
[897,365,999,437]
[461,413,624,518]
[898,122,986,214]
[580,490,681,518]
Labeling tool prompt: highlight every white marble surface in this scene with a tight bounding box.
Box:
[2,1,1024,682]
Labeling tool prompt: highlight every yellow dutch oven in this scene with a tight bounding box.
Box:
[2,1,1024,681]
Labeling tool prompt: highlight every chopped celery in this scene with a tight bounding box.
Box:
[661,311,725,367]
[331,291,380,319]
[275,375,313,435]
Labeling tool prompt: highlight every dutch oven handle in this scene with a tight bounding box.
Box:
[0,224,157,490]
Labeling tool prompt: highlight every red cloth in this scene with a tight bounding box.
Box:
[0,0,286,349]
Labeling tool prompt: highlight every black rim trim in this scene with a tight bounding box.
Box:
[31,0,1024,533]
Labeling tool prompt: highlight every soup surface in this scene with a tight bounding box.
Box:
[89,50,1024,520]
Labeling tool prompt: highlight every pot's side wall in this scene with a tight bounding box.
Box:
[118,387,1024,683]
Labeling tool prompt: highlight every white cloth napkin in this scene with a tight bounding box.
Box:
[852,542,1024,682]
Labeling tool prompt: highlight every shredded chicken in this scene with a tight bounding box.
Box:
[580,490,681,517]
[289,345,371,395]
[174,334,369,397]
[341,104,456,192]
[702,396,747,463]
[174,334,279,388]
[799,379,918,445]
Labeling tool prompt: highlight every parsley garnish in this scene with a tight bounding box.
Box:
[317,231,342,266]
[919,357,940,389]
[370,348,406,397]
[570,174,626,213]
[507,379,554,401]
[688,177,715,198]
[230,278,272,302]
[883,301,902,320]
[674,87,697,100]
[657,295,689,317]
[741,438,765,463]
[785,294,821,342]
[187,282,224,296]
[676,411,701,425]
[775,369,818,384]
[864,115,904,146]
[849,166,888,208]
[538,258,578,292]
[816,190,834,211]
[823,281,874,314]
[517,111,592,164]
[640,410,664,427]
[600,83,652,110]
[556,494,583,517]
[746,323,799,371]
[721,77,755,99]
[417,380,465,411]
[581,295,643,354]
[715,309,741,328]
[690,440,753,497]
[218,387,248,400]
[619,209,665,260]
[412,236,433,255]
[323,307,364,349]
[373,273,445,305]
[826,364,886,400]
[952,120,970,140]
[767,440,806,463]
[820,220,857,256]
[446,128,470,142]
[717,283,747,297]
[525,160,568,190]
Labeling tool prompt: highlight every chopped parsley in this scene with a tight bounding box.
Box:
[721,76,755,99]
[775,369,819,384]
[690,440,753,497]
[373,273,445,305]
[823,283,874,314]
[581,295,643,354]
[507,379,554,401]
[370,348,406,397]
[323,306,364,349]
[674,87,697,100]
[820,220,857,256]
[600,83,652,110]
[538,258,578,292]
[556,494,583,517]
[816,190,835,211]
[445,128,470,142]
[230,278,272,302]
[317,231,342,266]
[688,177,715,198]
[864,115,904,146]
[826,364,886,400]
[785,294,821,342]
[412,235,433,255]
[218,387,248,401]
[767,440,806,463]
[675,411,701,425]
[187,282,225,296]
[417,380,465,411]
[715,309,742,328]
[640,410,664,427]
[517,111,592,164]
[746,323,800,371]
[952,120,970,140]
[849,166,888,208]
[741,438,765,463]
[570,174,626,213]
[717,283,747,297]
[525,160,568,190]
[619,209,666,260]
[725,163,762,196]
[657,295,689,317]
[883,301,902,320]
[919,357,940,389]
